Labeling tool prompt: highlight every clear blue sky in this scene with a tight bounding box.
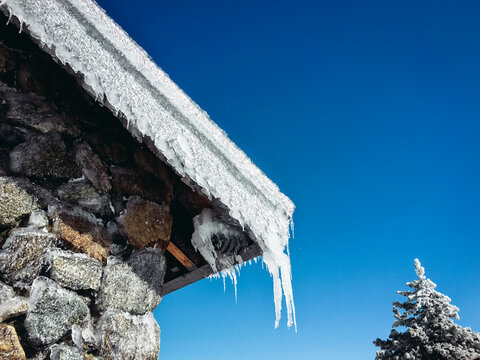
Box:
[96,1,480,359]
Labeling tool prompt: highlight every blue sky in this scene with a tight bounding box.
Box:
[96,1,480,359]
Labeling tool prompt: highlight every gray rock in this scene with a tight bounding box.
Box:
[47,249,103,291]
[24,277,89,347]
[75,142,111,194]
[95,249,166,315]
[28,209,49,229]
[49,344,85,360]
[56,179,112,216]
[0,296,29,322]
[0,123,24,147]
[96,310,160,360]
[10,133,81,179]
[0,281,15,303]
[0,176,39,226]
[3,90,81,136]
[0,228,57,286]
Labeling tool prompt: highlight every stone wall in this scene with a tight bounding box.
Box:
[0,13,213,360]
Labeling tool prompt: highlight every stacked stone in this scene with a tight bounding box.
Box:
[0,78,178,359]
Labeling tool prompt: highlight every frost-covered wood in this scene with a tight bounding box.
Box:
[374,259,480,360]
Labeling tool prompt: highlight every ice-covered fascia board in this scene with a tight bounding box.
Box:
[0,0,296,328]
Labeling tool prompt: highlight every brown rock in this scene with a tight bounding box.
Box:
[0,324,26,360]
[49,204,111,263]
[118,196,172,249]
[75,142,111,194]
[56,219,109,263]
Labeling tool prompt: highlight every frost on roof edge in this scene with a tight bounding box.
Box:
[0,0,296,329]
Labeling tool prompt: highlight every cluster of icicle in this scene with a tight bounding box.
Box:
[192,209,296,331]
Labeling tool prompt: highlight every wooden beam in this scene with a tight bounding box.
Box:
[162,243,263,296]
[162,264,213,296]
[166,242,197,272]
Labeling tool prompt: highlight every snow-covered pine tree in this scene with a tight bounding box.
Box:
[374,259,480,360]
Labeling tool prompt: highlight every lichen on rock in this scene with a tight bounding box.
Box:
[24,277,90,347]
[0,176,39,226]
[0,227,57,286]
[95,248,166,315]
[46,248,103,291]
[96,310,160,360]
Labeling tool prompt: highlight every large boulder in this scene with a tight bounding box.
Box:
[0,228,57,286]
[95,249,166,315]
[96,310,160,360]
[24,277,89,347]
[46,249,103,292]
[0,177,39,226]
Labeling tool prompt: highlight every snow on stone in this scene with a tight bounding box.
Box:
[0,0,296,329]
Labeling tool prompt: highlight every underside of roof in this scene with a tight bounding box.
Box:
[0,0,296,328]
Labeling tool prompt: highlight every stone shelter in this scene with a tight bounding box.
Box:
[0,0,295,359]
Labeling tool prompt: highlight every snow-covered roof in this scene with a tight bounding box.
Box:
[0,0,296,329]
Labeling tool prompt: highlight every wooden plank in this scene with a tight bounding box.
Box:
[166,242,197,272]
[162,264,213,295]
[162,243,263,296]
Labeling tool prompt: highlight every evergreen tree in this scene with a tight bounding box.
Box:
[374,259,480,360]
